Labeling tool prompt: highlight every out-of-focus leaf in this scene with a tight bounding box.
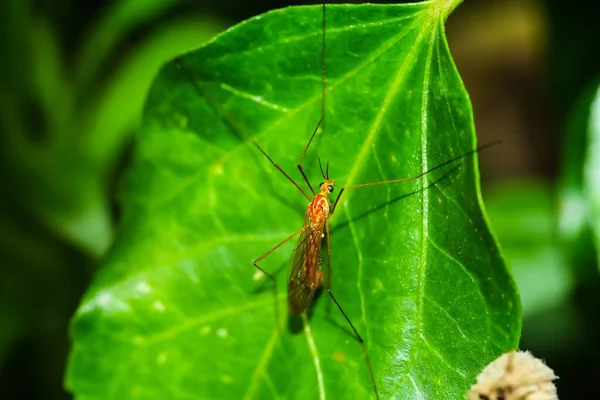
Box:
[558,83,593,245]
[83,15,225,170]
[584,83,600,265]
[67,2,520,399]
[0,309,23,368]
[28,15,71,140]
[0,3,109,257]
[558,80,600,273]
[547,0,600,123]
[75,0,184,89]
[484,181,572,317]
[0,1,222,258]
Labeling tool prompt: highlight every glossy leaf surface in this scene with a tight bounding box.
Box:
[66,2,520,399]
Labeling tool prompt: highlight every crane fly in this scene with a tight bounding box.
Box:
[287,158,331,316]
[250,4,500,400]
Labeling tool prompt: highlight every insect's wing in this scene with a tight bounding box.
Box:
[287,220,323,315]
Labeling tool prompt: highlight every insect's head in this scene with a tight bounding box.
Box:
[318,157,335,194]
[318,180,335,194]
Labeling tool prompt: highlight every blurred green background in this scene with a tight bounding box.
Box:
[0,0,598,399]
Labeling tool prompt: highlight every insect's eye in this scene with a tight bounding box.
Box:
[327,185,334,193]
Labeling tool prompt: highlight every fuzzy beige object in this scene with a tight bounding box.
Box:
[467,350,558,400]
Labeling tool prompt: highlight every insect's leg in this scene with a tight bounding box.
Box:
[253,141,312,201]
[296,119,321,196]
[331,162,466,216]
[177,52,311,201]
[253,227,304,330]
[296,4,327,196]
[324,221,379,399]
[330,187,346,215]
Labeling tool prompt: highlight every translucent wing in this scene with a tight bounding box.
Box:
[287,212,324,315]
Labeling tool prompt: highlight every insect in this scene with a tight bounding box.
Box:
[250,4,500,399]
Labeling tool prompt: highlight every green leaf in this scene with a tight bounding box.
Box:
[0,2,111,258]
[67,2,520,399]
[484,181,572,317]
[557,79,600,273]
[584,83,600,265]
[74,0,185,89]
[83,15,226,171]
[0,0,223,258]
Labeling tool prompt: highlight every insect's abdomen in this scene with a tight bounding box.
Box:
[287,208,326,315]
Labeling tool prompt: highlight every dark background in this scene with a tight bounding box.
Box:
[1,0,598,398]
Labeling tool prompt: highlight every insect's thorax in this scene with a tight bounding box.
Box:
[307,194,330,226]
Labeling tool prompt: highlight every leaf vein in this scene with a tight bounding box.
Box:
[302,314,326,400]
[337,20,426,188]
[424,296,477,343]
[427,236,492,342]
[243,328,280,400]
[426,237,477,287]
[220,83,291,112]
[138,295,279,345]
[216,9,428,62]
[410,19,438,371]
[420,335,467,377]
[408,375,425,399]
[345,201,368,341]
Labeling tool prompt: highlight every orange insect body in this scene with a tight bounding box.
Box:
[308,182,333,225]
[287,179,335,315]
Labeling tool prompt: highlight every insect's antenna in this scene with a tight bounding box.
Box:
[326,161,330,180]
[330,140,503,214]
[350,140,502,190]
[318,156,327,179]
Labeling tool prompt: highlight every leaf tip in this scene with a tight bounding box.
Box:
[428,0,463,22]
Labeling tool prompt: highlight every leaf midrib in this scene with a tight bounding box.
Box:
[412,16,438,382]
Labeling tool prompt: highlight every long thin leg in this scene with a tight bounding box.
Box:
[330,187,346,216]
[253,141,311,201]
[330,140,502,214]
[297,117,322,196]
[253,228,304,329]
[176,58,252,142]
[324,221,380,399]
[297,4,328,196]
